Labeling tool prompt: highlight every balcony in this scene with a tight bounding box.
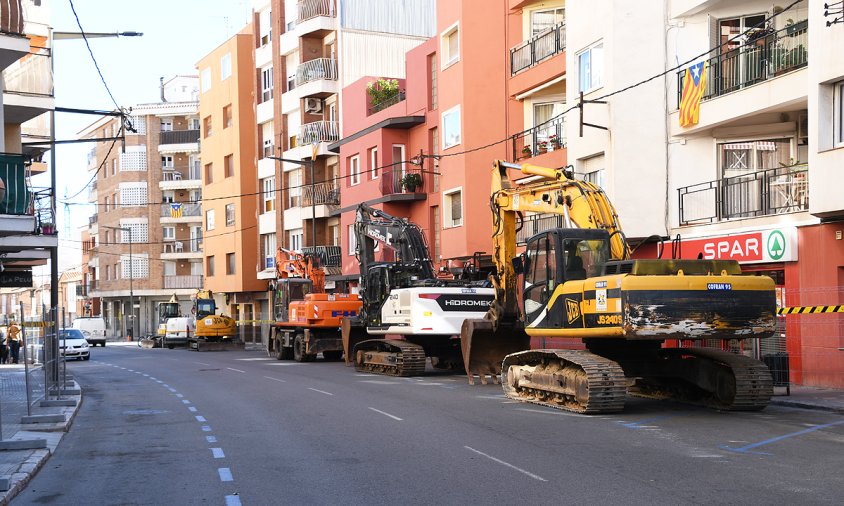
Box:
[160,169,201,191]
[516,214,565,245]
[676,22,807,108]
[678,165,809,225]
[297,0,335,21]
[89,214,98,226]
[299,121,339,144]
[164,275,203,289]
[294,58,338,99]
[302,181,340,206]
[160,202,201,222]
[379,167,428,203]
[511,22,566,76]
[159,129,200,154]
[301,245,342,275]
[368,90,406,116]
[510,119,566,162]
[2,46,54,123]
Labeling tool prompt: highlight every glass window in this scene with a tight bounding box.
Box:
[441,23,459,67]
[718,138,791,178]
[203,116,212,138]
[224,154,234,178]
[533,102,566,151]
[531,7,565,37]
[226,253,236,275]
[205,162,213,183]
[206,255,215,276]
[348,224,356,256]
[163,226,175,240]
[206,209,215,231]
[263,233,277,270]
[442,106,461,149]
[220,53,232,80]
[370,148,379,179]
[163,261,176,276]
[349,155,360,186]
[288,170,301,207]
[263,177,276,213]
[200,67,211,93]
[444,189,462,228]
[429,53,438,110]
[223,105,232,129]
[225,203,235,226]
[261,67,273,103]
[160,119,173,132]
[288,229,303,251]
[836,81,844,147]
[578,42,604,93]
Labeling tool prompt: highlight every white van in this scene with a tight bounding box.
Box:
[72,317,107,346]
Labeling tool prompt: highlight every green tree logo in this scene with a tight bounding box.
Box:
[767,230,786,260]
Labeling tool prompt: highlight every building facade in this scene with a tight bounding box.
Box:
[82,76,202,338]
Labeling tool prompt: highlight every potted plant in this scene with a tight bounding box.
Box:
[366,78,400,112]
[401,173,423,192]
[521,145,532,158]
[536,140,548,154]
[40,222,56,235]
[549,134,562,150]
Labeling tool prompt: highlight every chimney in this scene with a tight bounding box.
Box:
[160,77,166,102]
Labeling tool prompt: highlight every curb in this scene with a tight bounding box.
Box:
[769,399,844,414]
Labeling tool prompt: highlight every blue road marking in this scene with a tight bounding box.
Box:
[721,419,844,455]
[619,415,678,429]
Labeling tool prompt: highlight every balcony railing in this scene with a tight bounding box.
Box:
[516,214,565,245]
[0,153,35,217]
[295,58,338,87]
[297,0,335,22]
[1,0,24,34]
[2,46,53,97]
[678,165,809,225]
[301,245,341,268]
[510,22,566,75]
[160,129,200,145]
[164,275,204,289]
[368,90,406,115]
[380,167,427,196]
[89,214,98,225]
[302,181,340,206]
[510,118,566,162]
[160,202,201,218]
[299,121,339,144]
[676,21,808,107]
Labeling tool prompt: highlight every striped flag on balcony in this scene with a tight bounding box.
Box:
[679,61,707,127]
[169,203,183,218]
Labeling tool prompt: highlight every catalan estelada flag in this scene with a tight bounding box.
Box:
[169,203,183,218]
[679,61,707,127]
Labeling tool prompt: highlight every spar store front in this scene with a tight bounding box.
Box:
[636,225,844,389]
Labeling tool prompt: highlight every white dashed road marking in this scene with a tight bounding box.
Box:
[226,367,246,373]
[188,406,198,412]
[196,415,207,422]
[226,495,242,506]
[308,388,334,396]
[207,436,218,443]
[464,446,547,482]
[368,407,403,421]
[218,468,233,482]
[202,426,212,432]
[264,376,286,383]
[211,448,225,458]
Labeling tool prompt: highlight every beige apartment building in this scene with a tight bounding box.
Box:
[82,76,202,338]
[196,27,266,321]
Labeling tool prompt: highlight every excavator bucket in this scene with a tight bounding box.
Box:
[341,317,370,366]
[461,318,531,385]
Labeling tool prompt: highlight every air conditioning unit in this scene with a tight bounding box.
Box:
[304,98,323,114]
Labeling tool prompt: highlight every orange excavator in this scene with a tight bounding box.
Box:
[267,248,361,361]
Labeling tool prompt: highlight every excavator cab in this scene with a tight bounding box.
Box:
[195,298,217,319]
[272,278,313,322]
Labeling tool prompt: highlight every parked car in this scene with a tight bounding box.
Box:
[59,329,90,361]
[71,317,107,346]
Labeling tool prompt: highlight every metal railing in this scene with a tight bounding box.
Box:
[294,58,338,87]
[511,22,566,75]
[677,22,808,107]
[2,47,53,97]
[299,121,339,144]
[160,202,201,218]
[380,167,426,195]
[89,214,98,225]
[164,275,203,289]
[302,181,340,206]
[160,129,200,145]
[161,169,186,181]
[301,245,341,267]
[368,90,406,115]
[510,118,566,161]
[516,214,565,245]
[33,188,55,233]
[1,0,24,34]
[297,0,335,22]
[678,165,809,225]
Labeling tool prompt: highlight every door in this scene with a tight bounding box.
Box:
[522,233,558,327]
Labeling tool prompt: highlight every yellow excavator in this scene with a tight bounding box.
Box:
[190,289,237,351]
[461,161,776,413]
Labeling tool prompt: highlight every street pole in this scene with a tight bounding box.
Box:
[310,158,315,249]
[104,225,134,340]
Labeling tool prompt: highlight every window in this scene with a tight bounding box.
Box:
[429,127,440,191]
[442,106,461,149]
[288,170,301,207]
[836,81,844,147]
[120,222,148,243]
[206,209,215,231]
[161,155,174,169]
[262,177,276,212]
[160,119,173,132]
[718,138,791,178]
[163,261,176,276]
[111,158,116,176]
[224,154,234,178]
[203,116,212,138]
[191,261,203,276]
[189,155,201,180]
[226,253,236,275]
[162,191,175,203]
[349,155,360,186]
[369,148,379,179]
[119,183,148,207]
[533,102,566,151]
[441,22,460,68]
[220,52,232,80]
[581,154,606,189]
[288,229,303,251]
[432,206,441,261]
[163,226,175,241]
[531,7,565,37]
[263,233,277,270]
[578,42,604,93]
[329,224,340,247]
[223,105,233,129]
[444,188,463,227]
[392,145,406,180]
[103,196,109,213]
[205,162,213,183]
[104,230,110,244]
[259,9,272,46]
[429,53,438,110]
[263,138,274,158]
[206,255,215,276]
[261,67,273,103]
[105,265,111,281]
[348,224,356,256]
[225,203,235,226]
[200,67,211,93]
[121,255,149,279]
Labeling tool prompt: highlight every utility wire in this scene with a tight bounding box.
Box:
[68,0,122,111]
[60,224,258,247]
[63,136,119,200]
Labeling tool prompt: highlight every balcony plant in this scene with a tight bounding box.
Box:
[536,140,548,154]
[401,172,423,192]
[40,222,56,235]
[521,145,532,158]
[549,134,562,150]
[366,78,400,109]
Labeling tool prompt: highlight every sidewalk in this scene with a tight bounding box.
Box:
[0,365,81,506]
[769,385,844,414]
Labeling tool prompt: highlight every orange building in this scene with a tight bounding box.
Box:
[197,27,265,319]
[333,0,568,281]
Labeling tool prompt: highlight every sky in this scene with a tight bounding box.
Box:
[40,0,252,275]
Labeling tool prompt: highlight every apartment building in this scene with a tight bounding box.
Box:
[249,0,434,292]
[566,0,844,388]
[196,28,266,320]
[0,0,56,319]
[82,76,202,338]
[333,0,568,280]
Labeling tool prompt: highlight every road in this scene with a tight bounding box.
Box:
[12,344,844,505]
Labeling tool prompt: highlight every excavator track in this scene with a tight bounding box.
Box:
[502,350,627,414]
[353,339,427,377]
[629,347,773,411]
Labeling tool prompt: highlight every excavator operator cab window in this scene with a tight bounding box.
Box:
[523,233,558,319]
[196,299,216,319]
[562,238,609,280]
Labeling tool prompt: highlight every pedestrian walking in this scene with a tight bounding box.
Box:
[0,328,6,364]
[7,321,21,364]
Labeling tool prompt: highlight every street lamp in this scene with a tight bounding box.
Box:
[104,225,134,341]
[267,154,318,249]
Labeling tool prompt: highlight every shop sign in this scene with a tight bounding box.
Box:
[0,270,33,287]
[679,228,797,264]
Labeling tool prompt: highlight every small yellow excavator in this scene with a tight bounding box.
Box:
[461,161,776,413]
[190,289,237,351]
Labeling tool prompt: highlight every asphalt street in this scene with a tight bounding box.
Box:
[11,344,844,505]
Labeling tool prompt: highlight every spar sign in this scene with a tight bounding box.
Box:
[679,228,797,264]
